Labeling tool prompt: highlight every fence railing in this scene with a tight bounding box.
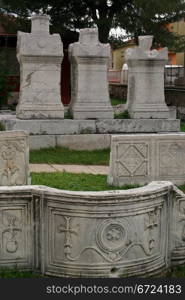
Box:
[108,66,185,86]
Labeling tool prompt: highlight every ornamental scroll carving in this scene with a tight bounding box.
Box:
[0,140,26,186]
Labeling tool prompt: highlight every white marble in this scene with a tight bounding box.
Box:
[0,131,29,186]
[126,35,170,119]
[108,133,185,186]
[0,182,185,276]
[69,28,114,119]
[16,14,64,119]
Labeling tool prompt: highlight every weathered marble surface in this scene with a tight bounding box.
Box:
[16,14,64,119]
[69,28,114,119]
[0,131,29,186]
[126,35,170,119]
[1,116,180,135]
[108,133,185,186]
[0,182,184,277]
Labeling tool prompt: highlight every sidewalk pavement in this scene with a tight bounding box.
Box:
[29,164,109,175]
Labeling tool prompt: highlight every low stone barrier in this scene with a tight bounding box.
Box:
[0,182,184,277]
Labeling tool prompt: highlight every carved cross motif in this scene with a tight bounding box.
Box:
[2,214,22,253]
[57,217,78,255]
[145,210,158,230]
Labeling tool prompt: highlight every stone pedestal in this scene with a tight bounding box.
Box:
[16,15,64,119]
[126,36,170,119]
[69,28,114,119]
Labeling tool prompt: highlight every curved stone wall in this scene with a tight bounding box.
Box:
[0,182,184,277]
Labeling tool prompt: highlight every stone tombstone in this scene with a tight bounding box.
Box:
[0,131,29,186]
[16,14,64,119]
[69,28,114,119]
[108,133,185,186]
[125,35,170,119]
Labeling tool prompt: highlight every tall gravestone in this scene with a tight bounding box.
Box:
[126,35,170,119]
[16,14,64,119]
[69,28,114,119]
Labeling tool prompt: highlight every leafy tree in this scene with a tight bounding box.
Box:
[1,0,185,48]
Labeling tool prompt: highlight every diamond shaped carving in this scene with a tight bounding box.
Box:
[118,144,148,176]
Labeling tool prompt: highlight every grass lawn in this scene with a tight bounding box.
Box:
[31,172,140,191]
[30,147,110,165]
[0,269,41,278]
[111,98,126,106]
[181,122,185,132]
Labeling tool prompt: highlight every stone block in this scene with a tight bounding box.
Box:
[69,28,114,119]
[108,133,185,186]
[56,134,111,150]
[1,117,180,139]
[0,131,29,186]
[125,36,170,119]
[29,135,56,150]
[96,119,180,133]
[16,14,64,119]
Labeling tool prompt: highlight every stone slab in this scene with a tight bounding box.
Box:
[56,134,111,150]
[108,133,185,186]
[0,130,29,186]
[1,117,180,135]
[0,182,185,277]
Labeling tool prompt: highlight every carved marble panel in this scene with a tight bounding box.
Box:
[43,183,168,277]
[108,133,185,186]
[0,182,185,277]
[0,193,34,268]
[0,131,29,186]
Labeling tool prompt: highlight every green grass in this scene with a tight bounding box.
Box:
[180,122,185,132]
[30,147,110,165]
[0,122,5,131]
[111,98,126,106]
[0,269,41,278]
[166,265,185,277]
[114,110,130,119]
[31,172,140,191]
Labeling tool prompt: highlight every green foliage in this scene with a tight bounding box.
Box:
[31,172,141,191]
[30,147,110,165]
[114,110,130,119]
[0,49,10,109]
[64,109,73,119]
[117,0,185,49]
[0,268,41,278]
[111,98,126,106]
[180,122,185,132]
[0,122,5,131]
[1,0,185,45]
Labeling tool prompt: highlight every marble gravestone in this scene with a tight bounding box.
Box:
[69,28,114,119]
[16,14,64,119]
[125,35,170,119]
[108,133,185,186]
[0,131,29,186]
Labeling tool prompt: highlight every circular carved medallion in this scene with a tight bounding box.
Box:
[96,220,128,253]
[37,38,47,48]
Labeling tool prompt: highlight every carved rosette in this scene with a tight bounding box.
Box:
[96,219,131,261]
